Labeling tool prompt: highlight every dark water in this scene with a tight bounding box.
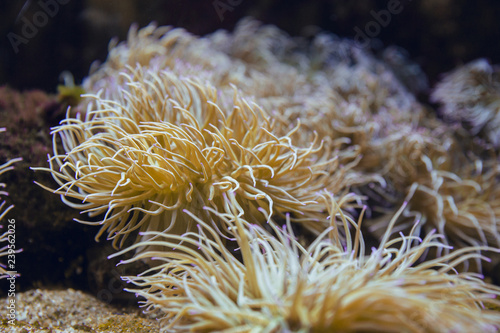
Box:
[1,0,500,92]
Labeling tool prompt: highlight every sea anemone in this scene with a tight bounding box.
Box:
[367,152,500,276]
[356,112,497,264]
[33,67,352,248]
[431,58,500,148]
[358,121,458,215]
[112,192,500,332]
[406,156,500,250]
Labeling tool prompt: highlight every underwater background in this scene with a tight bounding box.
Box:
[1,0,500,332]
[2,0,500,92]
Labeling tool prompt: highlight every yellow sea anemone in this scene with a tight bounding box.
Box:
[33,67,351,248]
[113,193,500,332]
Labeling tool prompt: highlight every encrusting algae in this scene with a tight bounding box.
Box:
[31,18,500,332]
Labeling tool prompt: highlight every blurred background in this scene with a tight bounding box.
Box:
[1,0,500,93]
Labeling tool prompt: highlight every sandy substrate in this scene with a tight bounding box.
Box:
[0,289,160,332]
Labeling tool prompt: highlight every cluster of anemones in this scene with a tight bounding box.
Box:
[34,19,500,332]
